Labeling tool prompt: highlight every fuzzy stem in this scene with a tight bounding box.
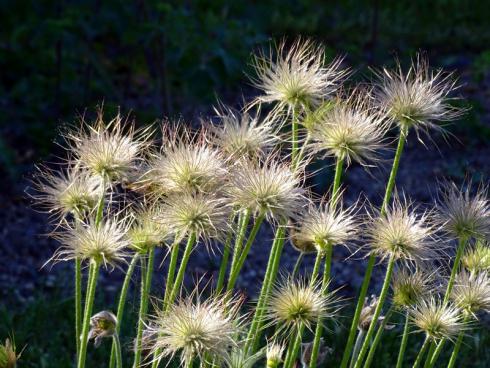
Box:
[422,342,435,368]
[94,175,106,228]
[167,233,197,306]
[311,251,324,282]
[363,306,394,368]
[340,126,407,368]
[291,103,299,166]
[284,324,305,368]
[353,255,396,368]
[216,233,232,293]
[412,337,430,368]
[332,157,344,205]
[163,239,181,309]
[133,247,155,368]
[75,258,82,358]
[395,310,411,368]
[246,224,287,353]
[291,252,304,279]
[350,330,365,368]
[227,212,265,291]
[109,253,140,368]
[229,210,251,278]
[426,339,445,368]
[447,318,467,368]
[77,260,100,368]
[295,132,310,171]
[443,235,468,304]
[113,334,123,368]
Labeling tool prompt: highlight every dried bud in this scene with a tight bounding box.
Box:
[88,311,118,347]
[357,295,394,331]
[300,338,332,368]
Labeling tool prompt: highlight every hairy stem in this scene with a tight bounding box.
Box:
[350,330,365,368]
[284,324,305,368]
[291,103,299,166]
[167,233,197,306]
[363,306,394,368]
[412,337,430,368]
[113,334,123,368]
[395,310,410,368]
[291,252,304,279]
[229,210,251,278]
[443,235,468,304]
[163,238,181,309]
[447,317,468,368]
[75,258,82,358]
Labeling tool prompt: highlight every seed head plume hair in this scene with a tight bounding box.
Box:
[145,125,228,196]
[450,270,490,318]
[436,180,490,240]
[210,103,279,159]
[64,108,152,182]
[410,297,466,342]
[228,153,307,222]
[391,266,434,309]
[374,54,464,138]
[249,38,349,117]
[365,193,440,263]
[266,340,285,368]
[311,87,389,167]
[462,240,490,273]
[146,290,244,367]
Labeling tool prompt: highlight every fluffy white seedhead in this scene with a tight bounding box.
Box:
[391,267,433,308]
[462,240,490,273]
[66,111,151,182]
[52,216,130,268]
[265,277,341,334]
[293,198,358,253]
[128,202,172,252]
[148,293,242,367]
[250,38,348,114]
[410,297,465,341]
[437,181,490,240]
[211,105,279,159]
[228,156,306,222]
[450,270,490,318]
[311,88,389,166]
[159,192,231,244]
[366,195,439,263]
[374,55,463,135]
[146,128,227,196]
[32,165,100,220]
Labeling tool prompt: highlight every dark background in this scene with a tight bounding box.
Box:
[1,1,490,366]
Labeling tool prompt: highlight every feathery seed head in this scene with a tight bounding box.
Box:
[250,39,348,112]
[462,240,490,273]
[266,341,285,368]
[160,192,231,243]
[374,55,463,134]
[148,293,242,367]
[437,181,490,239]
[32,165,100,220]
[52,216,130,268]
[228,156,306,221]
[366,195,438,263]
[392,268,433,308]
[66,111,150,182]
[0,338,20,368]
[293,199,358,254]
[128,203,172,252]
[311,88,388,166]
[88,310,118,348]
[411,298,465,341]
[211,105,278,159]
[266,277,341,333]
[450,270,490,318]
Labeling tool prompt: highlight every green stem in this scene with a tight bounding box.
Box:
[113,334,123,368]
[246,224,287,353]
[291,253,304,278]
[363,307,394,368]
[291,103,299,166]
[350,330,365,368]
[427,339,445,368]
[95,175,106,228]
[396,310,411,368]
[216,234,232,293]
[332,157,344,205]
[311,252,324,283]
[447,320,467,368]
[284,324,304,368]
[109,253,140,368]
[133,247,155,368]
[75,258,82,358]
[227,212,265,291]
[295,133,310,171]
[163,239,181,309]
[229,210,251,278]
[353,255,396,368]
[412,337,430,368]
[422,342,435,368]
[77,260,100,368]
[443,235,468,304]
[340,126,408,368]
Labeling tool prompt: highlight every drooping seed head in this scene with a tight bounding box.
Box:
[228,156,306,222]
[462,240,490,273]
[410,297,465,341]
[366,195,439,263]
[32,165,100,220]
[266,277,341,334]
[148,293,243,367]
[392,267,433,308]
[128,202,172,252]
[374,55,463,135]
[450,270,490,318]
[52,216,131,268]
[66,110,151,182]
[266,341,285,368]
[301,338,332,368]
[250,38,348,114]
[357,294,394,331]
[88,310,118,347]
[437,181,490,240]
[311,88,389,167]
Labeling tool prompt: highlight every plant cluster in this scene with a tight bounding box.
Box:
[27,39,490,368]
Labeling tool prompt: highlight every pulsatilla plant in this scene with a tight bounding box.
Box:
[27,38,490,368]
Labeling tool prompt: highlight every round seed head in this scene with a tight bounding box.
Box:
[128,203,172,252]
[462,240,490,273]
[52,216,131,268]
[66,111,151,182]
[392,267,433,308]
[437,181,490,240]
[374,55,463,135]
[228,156,306,221]
[266,277,341,334]
[266,341,285,368]
[450,270,490,318]
[148,293,242,367]
[88,310,118,347]
[366,195,438,263]
[250,38,348,113]
[311,88,388,166]
[410,298,465,341]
